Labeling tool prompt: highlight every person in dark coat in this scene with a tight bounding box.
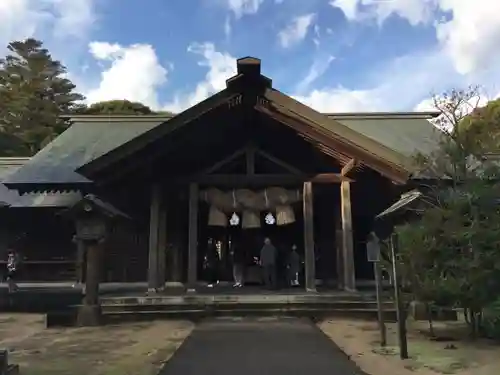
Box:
[6,249,20,293]
[288,244,300,286]
[206,238,220,288]
[259,238,277,289]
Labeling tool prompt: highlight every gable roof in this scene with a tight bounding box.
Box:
[4,58,443,191]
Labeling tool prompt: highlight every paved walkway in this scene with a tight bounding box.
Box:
[159,317,367,375]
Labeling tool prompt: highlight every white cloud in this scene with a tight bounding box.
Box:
[85,42,169,109]
[296,55,335,93]
[0,0,95,47]
[163,43,237,113]
[330,0,435,25]
[278,13,316,48]
[330,0,500,75]
[225,0,265,18]
[49,0,96,38]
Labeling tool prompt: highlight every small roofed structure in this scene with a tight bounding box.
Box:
[60,194,129,326]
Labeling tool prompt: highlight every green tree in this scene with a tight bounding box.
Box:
[81,100,174,116]
[0,38,84,156]
[396,87,500,337]
[460,98,500,154]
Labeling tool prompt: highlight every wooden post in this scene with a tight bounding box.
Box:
[390,234,408,359]
[335,205,344,290]
[172,245,181,282]
[187,183,199,292]
[157,207,167,290]
[77,240,102,326]
[303,181,316,292]
[148,184,161,292]
[374,261,387,346]
[75,238,85,284]
[341,181,356,291]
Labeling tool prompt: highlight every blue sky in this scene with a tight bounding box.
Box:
[1,0,500,112]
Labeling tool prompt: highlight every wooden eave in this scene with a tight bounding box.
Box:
[77,88,239,179]
[258,88,412,184]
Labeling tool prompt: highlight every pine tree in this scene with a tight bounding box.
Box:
[0,38,84,155]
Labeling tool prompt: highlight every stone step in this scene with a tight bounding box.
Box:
[101,300,395,313]
[102,307,398,323]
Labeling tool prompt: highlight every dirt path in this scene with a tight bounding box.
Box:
[317,318,500,375]
[0,314,194,375]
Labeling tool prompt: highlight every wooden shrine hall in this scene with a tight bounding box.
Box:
[3,57,442,293]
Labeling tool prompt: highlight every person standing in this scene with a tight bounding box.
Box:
[288,244,300,287]
[206,238,220,288]
[260,238,277,289]
[6,249,20,293]
[232,247,245,288]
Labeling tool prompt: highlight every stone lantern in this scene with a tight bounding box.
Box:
[60,194,129,326]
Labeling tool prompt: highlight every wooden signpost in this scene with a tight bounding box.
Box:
[390,233,408,359]
[367,236,386,347]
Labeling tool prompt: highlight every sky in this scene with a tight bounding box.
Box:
[1,0,500,113]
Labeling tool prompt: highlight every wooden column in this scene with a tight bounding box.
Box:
[303,181,316,292]
[75,238,86,284]
[147,183,161,292]
[341,181,356,291]
[335,204,344,290]
[172,245,182,282]
[157,207,167,290]
[187,183,199,292]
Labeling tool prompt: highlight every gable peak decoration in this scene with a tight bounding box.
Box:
[226,56,272,90]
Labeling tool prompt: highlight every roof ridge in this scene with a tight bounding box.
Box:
[64,111,440,122]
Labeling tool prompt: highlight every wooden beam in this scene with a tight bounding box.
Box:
[341,158,357,176]
[147,184,161,292]
[246,144,255,175]
[312,173,353,183]
[173,173,352,186]
[341,180,356,291]
[202,147,247,175]
[187,183,199,292]
[303,181,316,292]
[255,148,304,175]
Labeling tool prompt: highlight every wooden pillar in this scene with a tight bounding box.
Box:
[75,238,86,284]
[187,183,199,292]
[303,181,316,292]
[157,207,167,290]
[172,245,182,282]
[148,183,161,292]
[341,181,356,291]
[77,241,102,326]
[335,204,344,290]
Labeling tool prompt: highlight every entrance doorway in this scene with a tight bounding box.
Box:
[198,202,304,289]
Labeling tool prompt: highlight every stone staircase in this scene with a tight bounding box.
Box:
[99,292,397,323]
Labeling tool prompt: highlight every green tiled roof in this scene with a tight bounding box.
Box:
[5,116,165,185]
[5,112,442,186]
[330,113,442,158]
